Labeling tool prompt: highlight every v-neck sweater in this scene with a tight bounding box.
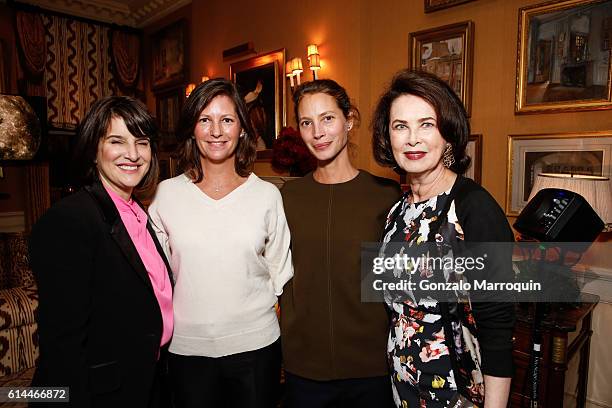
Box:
[148,173,293,357]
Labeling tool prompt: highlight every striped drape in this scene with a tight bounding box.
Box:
[43,14,115,128]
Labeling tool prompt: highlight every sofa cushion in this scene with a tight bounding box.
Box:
[0,323,38,377]
[0,285,38,331]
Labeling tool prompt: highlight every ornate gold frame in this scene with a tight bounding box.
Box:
[505,130,612,216]
[409,21,474,115]
[515,0,612,114]
[229,48,286,158]
[424,0,476,13]
[466,134,482,184]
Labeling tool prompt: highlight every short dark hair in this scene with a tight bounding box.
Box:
[176,78,256,182]
[292,79,360,126]
[72,96,159,195]
[372,69,471,174]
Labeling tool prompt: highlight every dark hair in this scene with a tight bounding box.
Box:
[72,96,159,195]
[176,78,256,182]
[292,79,360,126]
[372,69,471,174]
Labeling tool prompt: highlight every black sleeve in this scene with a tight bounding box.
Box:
[457,187,516,378]
[29,204,95,405]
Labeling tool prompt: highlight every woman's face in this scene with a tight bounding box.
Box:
[389,94,448,178]
[96,116,151,200]
[297,92,352,163]
[193,94,242,165]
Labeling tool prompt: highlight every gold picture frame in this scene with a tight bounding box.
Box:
[465,134,482,184]
[506,131,612,216]
[230,49,286,157]
[424,0,476,13]
[151,20,188,91]
[515,0,612,114]
[409,21,474,115]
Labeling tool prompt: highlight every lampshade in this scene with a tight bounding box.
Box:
[285,61,294,77]
[290,57,303,74]
[0,95,41,160]
[307,44,319,57]
[529,173,612,228]
[185,83,196,97]
[308,54,321,70]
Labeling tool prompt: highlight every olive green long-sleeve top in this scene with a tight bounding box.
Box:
[280,171,402,380]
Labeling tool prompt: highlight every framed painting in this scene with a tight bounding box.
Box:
[151,20,188,91]
[515,0,612,114]
[155,86,184,150]
[425,0,476,13]
[230,49,286,155]
[506,131,612,215]
[465,134,482,183]
[409,21,474,115]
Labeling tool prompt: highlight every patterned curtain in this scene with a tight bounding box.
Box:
[111,30,140,89]
[16,11,46,77]
[15,11,47,96]
[43,14,115,129]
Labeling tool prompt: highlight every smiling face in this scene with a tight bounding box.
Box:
[96,116,152,200]
[297,92,353,163]
[389,94,448,178]
[193,94,242,165]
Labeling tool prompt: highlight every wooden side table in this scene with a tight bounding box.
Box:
[510,295,598,407]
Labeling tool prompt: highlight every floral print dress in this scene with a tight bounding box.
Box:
[381,189,476,408]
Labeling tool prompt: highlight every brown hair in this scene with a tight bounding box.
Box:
[292,79,360,126]
[72,96,159,195]
[175,78,256,182]
[371,69,471,174]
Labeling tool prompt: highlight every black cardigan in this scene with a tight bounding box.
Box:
[448,176,516,377]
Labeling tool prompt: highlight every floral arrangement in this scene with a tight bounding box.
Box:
[271,126,317,176]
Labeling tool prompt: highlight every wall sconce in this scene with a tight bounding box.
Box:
[290,57,303,86]
[201,76,210,82]
[286,61,296,91]
[185,83,196,97]
[286,58,303,93]
[307,44,320,80]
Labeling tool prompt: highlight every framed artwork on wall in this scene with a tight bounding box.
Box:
[155,86,184,150]
[425,0,476,13]
[409,21,474,115]
[465,134,482,183]
[151,20,188,91]
[506,131,612,215]
[515,0,612,114]
[230,49,286,156]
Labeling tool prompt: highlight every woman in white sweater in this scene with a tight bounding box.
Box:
[148,78,293,408]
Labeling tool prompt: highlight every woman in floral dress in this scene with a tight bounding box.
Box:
[372,70,515,408]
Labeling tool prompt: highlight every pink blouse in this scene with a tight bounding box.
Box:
[104,185,173,348]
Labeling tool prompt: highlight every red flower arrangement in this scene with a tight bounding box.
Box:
[271,126,317,176]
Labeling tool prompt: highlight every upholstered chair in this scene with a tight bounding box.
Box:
[0,232,38,385]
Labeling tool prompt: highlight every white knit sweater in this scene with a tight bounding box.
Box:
[148,173,293,357]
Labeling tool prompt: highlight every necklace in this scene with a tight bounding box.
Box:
[203,173,240,194]
[204,177,222,193]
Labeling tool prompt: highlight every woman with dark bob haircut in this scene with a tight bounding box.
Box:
[30,96,174,407]
[148,78,293,407]
[280,79,400,407]
[372,70,515,407]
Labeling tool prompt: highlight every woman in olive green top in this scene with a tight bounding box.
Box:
[280,79,401,408]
